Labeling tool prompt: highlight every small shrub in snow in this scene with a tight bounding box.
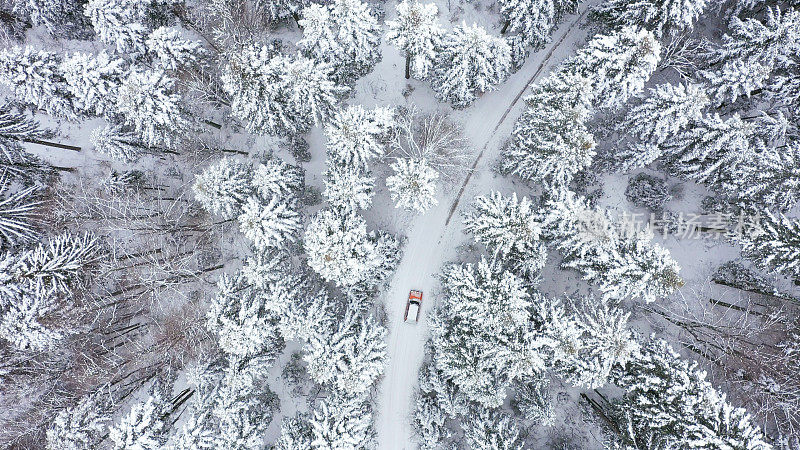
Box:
[624,173,671,211]
[288,135,312,163]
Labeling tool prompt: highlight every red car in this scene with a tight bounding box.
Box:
[405,290,423,322]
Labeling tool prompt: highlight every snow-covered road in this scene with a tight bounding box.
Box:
[374,8,592,449]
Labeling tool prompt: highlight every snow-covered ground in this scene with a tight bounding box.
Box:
[374,6,595,446]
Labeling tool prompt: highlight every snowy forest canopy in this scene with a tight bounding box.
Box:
[0,0,798,448]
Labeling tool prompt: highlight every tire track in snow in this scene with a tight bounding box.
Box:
[443,7,590,227]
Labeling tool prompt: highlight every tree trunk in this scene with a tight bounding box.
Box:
[203,119,222,130]
[405,56,411,79]
[501,20,510,34]
[23,138,81,152]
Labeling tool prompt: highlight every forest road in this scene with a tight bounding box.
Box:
[374,6,593,450]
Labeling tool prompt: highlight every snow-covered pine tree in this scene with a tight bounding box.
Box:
[173,355,279,450]
[661,113,754,186]
[209,357,279,449]
[84,0,150,55]
[710,7,800,69]
[24,0,89,38]
[304,309,387,395]
[543,192,683,303]
[61,51,126,117]
[284,55,347,129]
[114,69,194,149]
[736,211,800,280]
[0,288,63,350]
[412,393,451,449]
[0,177,40,248]
[325,105,394,169]
[386,0,443,79]
[0,46,75,118]
[327,0,383,77]
[277,289,332,343]
[298,0,382,85]
[610,339,771,449]
[513,377,554,426]
[206,273,282,358]
[304,208,388,287]
[462,407,524,450]
[564,26,660,110]
[0,104,49,177]
[618,82,708,171]
[252,158,304,202]
[463,191,547,278]
[430,257,545,407]
[700,59,771,107]
[501,72,596,187]
[193,158,252,220]
[417,359,471,418]
[550,295,638,388]
[264,0,310,24]
[310,394,376,449]
[90,124,144,162]
[166,405,216,450]
[386,158,439,214]
[431,22,511,108]
[238,195,302,252]
[623,82,707,146]
[46,392,110,450]
[108,395,168,450]
[323,166,375,211]
[10,232,100,295]
[221,46,289,136]
[145,27,205,72]
[0,233,99,350]
[590,0,709,37]
[275,415,314,449]
[724,143,800,212]
[221,47,343,136]
[499,0,556,48]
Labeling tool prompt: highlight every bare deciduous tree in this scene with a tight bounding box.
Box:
[388,107,472,183]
